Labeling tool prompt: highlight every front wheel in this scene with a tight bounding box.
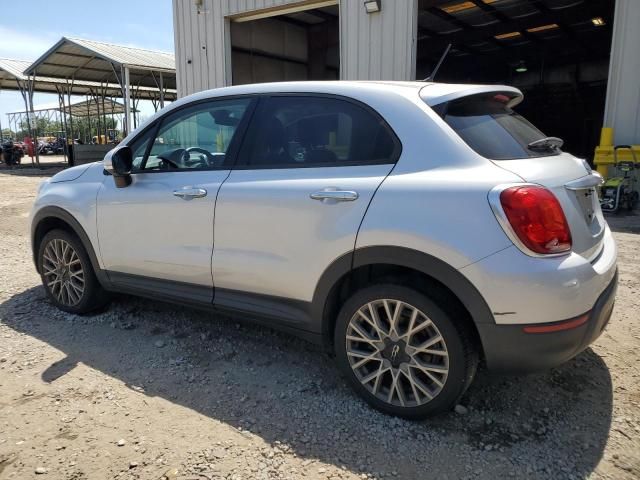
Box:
[334,284,478,419]
[38,229,110,314]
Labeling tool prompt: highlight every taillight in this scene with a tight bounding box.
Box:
[499,186,572,255]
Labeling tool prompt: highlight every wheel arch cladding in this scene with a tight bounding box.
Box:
[313,246,495,351]
[31,206,107,286]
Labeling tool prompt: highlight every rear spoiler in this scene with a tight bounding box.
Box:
[419,84,523,108]
[565,171,604,190]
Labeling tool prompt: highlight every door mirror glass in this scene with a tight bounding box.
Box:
[104,146,133,188]
[112,146,133,175]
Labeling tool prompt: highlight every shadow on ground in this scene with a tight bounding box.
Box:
[1,286,613,478]
[606,209,640,234]
[0,164,65,177]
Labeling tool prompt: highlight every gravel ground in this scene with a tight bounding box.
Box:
[0,167,639,480]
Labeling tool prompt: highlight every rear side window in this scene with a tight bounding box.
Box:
[437,93,557,160]
[238,95,400,168]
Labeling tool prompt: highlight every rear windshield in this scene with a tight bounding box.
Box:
[436,93,559,160]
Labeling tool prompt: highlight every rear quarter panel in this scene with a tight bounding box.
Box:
[356,164,520,269]
[356,91,523,269]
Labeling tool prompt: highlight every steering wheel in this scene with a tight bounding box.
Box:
[158,157,181,170]
[186,147,218,167]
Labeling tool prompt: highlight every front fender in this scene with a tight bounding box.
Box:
[30,206,111,289]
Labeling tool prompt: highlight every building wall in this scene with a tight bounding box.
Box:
[604,0,640,145]
[339,0,417,81]
[173,0,418,97]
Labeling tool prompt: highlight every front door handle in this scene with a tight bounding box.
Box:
[310,189,359,202]
[173,187,207,199]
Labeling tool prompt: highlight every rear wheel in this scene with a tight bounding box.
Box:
[334,284,478,419]
[38,229,109,314]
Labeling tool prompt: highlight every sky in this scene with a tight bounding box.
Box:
[0,0,174,133]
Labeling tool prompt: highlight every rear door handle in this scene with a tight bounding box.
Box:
[310,189,359,202]
[173,187,207,199]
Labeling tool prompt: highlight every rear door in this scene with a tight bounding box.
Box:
[436,92,605,260]
[211,94,401,328]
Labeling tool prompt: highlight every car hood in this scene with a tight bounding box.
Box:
[50,163,94,183]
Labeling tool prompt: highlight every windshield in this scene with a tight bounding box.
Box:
[436,93,559,160]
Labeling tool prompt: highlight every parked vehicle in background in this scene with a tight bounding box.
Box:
[13,141,26,154]
[92,129,121,145]
[37,137,66,155]
[29,81,618,418]
[1,139,23,166]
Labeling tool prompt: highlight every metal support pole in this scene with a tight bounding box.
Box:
[56,88,69,164]
[66,85,75,160]
[86,95,92,144]
[20,77,40,167]
[101,89,107,141]
[109,97,116,141]
[159,72,165,109]
[0,89,3,139]
[93,91,102,144]
[123,66,131,136]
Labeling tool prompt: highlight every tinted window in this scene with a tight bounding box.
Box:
[439,93,557,160]
[135,98,251,172]
[241,96,398,168]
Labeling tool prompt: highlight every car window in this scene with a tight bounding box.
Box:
[135,98,252,172]
[240,96,399,168]
[130,128,155,171]
[437,93,557,160]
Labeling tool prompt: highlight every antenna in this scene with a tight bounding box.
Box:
[423,43,452,82]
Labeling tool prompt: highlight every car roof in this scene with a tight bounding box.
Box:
[177,80,522,106]
[125,80,523,144]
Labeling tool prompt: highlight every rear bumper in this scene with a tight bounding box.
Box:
[478,270,617,373]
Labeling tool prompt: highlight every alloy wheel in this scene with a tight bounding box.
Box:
[345,299,449,407]
[42,238,85,306]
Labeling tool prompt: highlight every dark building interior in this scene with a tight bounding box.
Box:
[230,6,339,85]
[416,0,615,161]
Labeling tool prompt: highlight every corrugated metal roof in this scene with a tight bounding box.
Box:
[0,58,30,80]
[8,99,130,117]
[0,57,176,100]
[64,37,175,71]
[23,37,176,90]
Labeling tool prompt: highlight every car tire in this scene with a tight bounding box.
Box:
[334,284,478,419]
[38,229,110,314]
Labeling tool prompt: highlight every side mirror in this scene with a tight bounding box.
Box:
[104,146,133,188]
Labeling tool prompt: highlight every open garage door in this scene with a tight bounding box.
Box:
[230,2,339,85]
[417,0,614,161]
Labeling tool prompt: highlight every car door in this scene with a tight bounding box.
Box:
[212,94,401,329]
[97,97,255,303]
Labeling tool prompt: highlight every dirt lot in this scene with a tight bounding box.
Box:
[0,167,638,480]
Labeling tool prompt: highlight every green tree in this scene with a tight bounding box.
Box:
[16,115,119,142]
[1,128,13,140]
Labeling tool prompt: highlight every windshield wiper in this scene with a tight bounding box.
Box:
[527,137,564,151]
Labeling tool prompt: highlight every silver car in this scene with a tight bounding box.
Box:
[30,81,618,418]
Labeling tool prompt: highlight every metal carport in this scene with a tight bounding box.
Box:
[1,56,176,166]
[23,37,177,137]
